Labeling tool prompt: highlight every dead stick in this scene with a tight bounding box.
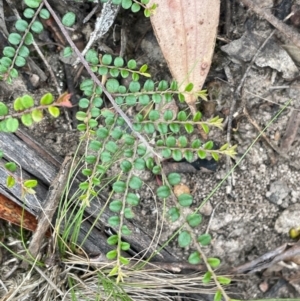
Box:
[23,155,72,265]
[239,0,300,48]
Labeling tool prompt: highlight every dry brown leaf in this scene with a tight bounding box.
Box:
[150,0,220,114]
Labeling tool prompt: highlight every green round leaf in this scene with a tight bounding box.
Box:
[106,250,117,260]
[143,79,154,91]
[184,150,194,162]
[108,216,120,226]
[85,49,98,64]
[85,155,96,164]
[109,200,122,212]
[40,92,53,105]
[125,95,137,106]
[120,160,132,172]
[48,106,60,118]
[105,140,118,153]
[197,234,212,246]
[203,140,214,150]
[113,181,126,193]
[168,207,180,222]
[24,32,34,45]
[106,78,119,93]
[124,207,135,219]
[172,150,182,161]
[96,127,109,139]
[89,140,102,151]
[110,68,119,77]
[31,109,43,122]
[63,46,73,57]
[122,134,135,145]
[214,290,222,301]
[198,150,207,159]
[178,136,188,147]
[24,179,37,188]
[23,8,35,18]
[134,158,145,170]
[31,20,43,33]
[186,213,202,227]
[127,59,137,69]
[129,81,140,92]
[5,118,19,132]
[0,102,8,116]
[123,149,133,158]
[121,225,132,235]
[15,56,26,67]
[98,66,108,75]
[107,234,118,245]
[24,0,42,8]
[202,271,212,284]
[167,173,181,185]
[149,110,160,121]
[121,242,130,251]
[158,80,168,91]
[161,148,172,158]
[62,12,76,27]
[120,69,129,78]
[0,64,7,74]
[102,54,112,65]
[101,151,111,163]
[5,162,17,172]
[192,139,201,148]
[129,176,143,189]
[177,111,187,121]
[39,8,50,19]
[21,113,33,126]
[201,123,209,134]
[114,57,124,67]
[152,94,161,103]
[216,276,231,285]
[178,193,193,207]
[131,2,140,12]
[188,251,201,264]
[169,123,180,133]
[122,0,132,9]
[79,98,89,108]
[207,257,221,268]
[0,57,12,68]
[3,46,15,58]
[139,94,150,105]
[8,33,21,45]
[15,19,29,32]
[19,45,30,57]
[126,193,140,206]
[156,185,171,198]
[164,110,173,121]
[185,123,194,134]
[6,175,15,188]
[178,231,191,248]
[152,165,161,174]
[10,68,18,78]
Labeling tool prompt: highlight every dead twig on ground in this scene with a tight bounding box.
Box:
[22,155,73,267]
[239,0,300,48]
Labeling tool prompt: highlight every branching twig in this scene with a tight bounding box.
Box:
[43,0,162,159]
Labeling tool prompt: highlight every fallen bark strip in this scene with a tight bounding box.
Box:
[25,154,72,261]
